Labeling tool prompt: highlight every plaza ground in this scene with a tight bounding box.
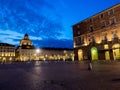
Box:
[0,61,120,90]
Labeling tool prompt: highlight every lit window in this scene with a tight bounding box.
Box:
[8,53,10,56]
[5,53,7,56]
[24,42,27,45]
[104,44,109,49]
[28,43,31,45]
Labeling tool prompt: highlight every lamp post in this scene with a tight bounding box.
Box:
[36,49,40,61]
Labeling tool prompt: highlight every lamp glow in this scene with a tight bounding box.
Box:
[36,49,40,53]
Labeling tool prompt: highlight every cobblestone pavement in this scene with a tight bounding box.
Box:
[0,61,120,90]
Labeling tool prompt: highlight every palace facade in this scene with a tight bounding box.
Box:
[15,33,74,61]
[35,48,74,61]
[0,43,15,62]
[73,3,120,61]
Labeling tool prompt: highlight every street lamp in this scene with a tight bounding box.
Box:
[36,49,40,53]
[36,49,40,60]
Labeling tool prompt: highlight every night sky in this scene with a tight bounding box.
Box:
[0,0,120,48]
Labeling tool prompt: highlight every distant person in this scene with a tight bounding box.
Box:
[88,54,92,71]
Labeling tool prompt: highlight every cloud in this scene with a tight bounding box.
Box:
[0,29,42,45]
[0,0,64,39]
[0,0,73,48]
[0,29,73,48]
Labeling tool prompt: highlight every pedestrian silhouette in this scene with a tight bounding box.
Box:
[88,53,92,71]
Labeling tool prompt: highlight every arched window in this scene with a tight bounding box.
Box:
[91,47,98,60]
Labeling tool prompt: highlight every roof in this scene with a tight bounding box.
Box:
[0,43,15,47]
[73,3,120,26]
[38,47,73,51]
[16,45,35,49]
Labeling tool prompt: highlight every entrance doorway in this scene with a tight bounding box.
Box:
[2,57,6,63]
[112,44,120,60]
[104,44,110,60]
[91,47,98,60]
[105,51,110,60]
[78,49,83,61]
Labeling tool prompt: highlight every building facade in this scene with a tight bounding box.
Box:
[15,34,74,61]
[73,3,120,61]
[0,43,15,62]
[35,48,74,61]
[15,33,35,61]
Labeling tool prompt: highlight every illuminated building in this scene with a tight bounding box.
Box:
[73,4,120,61]
[15,33,35,61]
[0,43,15,62]
[34,48,74,61]
[15,34,74,61]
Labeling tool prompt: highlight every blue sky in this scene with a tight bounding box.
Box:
[0,0,120,48]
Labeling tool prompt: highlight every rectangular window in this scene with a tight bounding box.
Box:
[101,22,106,28]
[77,31,80,35]
[89,18,93,22]
[99,14,104,19]
[2,53,4,56]
[76,37,84,45]
[110,18,116,25]
[104,44,109,49]
[81,36,84,44]
[76,38,81,45]
[89,26,94,32]
[108,9,114,15]
[77,25,80,29]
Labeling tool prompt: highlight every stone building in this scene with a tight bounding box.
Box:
[15,33,35,61]
[15,33,74,61]
[35,48,74,61]
[0,43,15,62]
[73,3,120,61]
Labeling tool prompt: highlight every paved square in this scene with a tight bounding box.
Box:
[0,61,120,90]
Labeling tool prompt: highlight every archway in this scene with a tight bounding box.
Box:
[91,47,98,60]
[9,57,12,62]
[104,44,110,60]
[105,51,110,60]
[112,44,120,60]
[78,49,83,61]
[2,57,6,63]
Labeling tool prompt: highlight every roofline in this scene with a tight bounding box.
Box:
[73,3,120,26]
[38,47,73,50]
[0,42,15,47]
